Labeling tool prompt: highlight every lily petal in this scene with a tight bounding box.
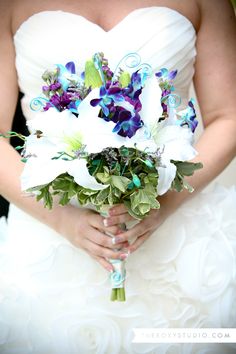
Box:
[140,74,163,131]
[67,159,107,190]
[21,158,69,191]
[153,125,197,161]
[157,160,177,195]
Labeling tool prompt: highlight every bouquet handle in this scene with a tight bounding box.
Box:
[100,205,127,301]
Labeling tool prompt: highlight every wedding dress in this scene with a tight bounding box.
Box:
[0,7,236,354]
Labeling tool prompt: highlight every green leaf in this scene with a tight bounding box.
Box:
[108,187,114,205]
[96,170,110,184]
[111,175,130,192]
[172,161,203,176]
[113,187,122,199]
[172,175,183,192]
[35,185,53,209]
[171,161,203,193]
[183,179,194,193]
[59,192,70,206]
[130,189,160,218]
[96,187,110,204]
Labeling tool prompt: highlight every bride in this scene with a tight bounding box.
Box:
[0,0,236,353]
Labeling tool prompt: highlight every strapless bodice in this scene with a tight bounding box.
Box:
[13,7,196,120]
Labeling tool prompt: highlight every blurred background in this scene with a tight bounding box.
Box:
[0,1,235,217]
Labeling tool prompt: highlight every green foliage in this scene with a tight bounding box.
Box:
[36,184,53,209]
[27,148,202,220]
[0,131,26,141]
[171,160,203,192]
[29,146,160,219]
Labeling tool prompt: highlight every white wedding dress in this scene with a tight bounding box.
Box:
[0,7,236,354]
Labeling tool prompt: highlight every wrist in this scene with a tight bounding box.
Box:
[158,188,192,219]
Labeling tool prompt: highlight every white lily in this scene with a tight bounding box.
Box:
[152,118,197,195]
[21,156,107,191]
[140,74,163,133]
[22,96,110,191]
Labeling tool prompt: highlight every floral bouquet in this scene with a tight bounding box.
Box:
[2,53,202,301]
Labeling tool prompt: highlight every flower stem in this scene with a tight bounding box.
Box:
[118,288,126,301]
[111,288,117,301]
[110,287,126,301]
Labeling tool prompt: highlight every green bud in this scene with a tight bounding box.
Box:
[132,174,141,188]
[119,71,131,88]
[84,60,103,89]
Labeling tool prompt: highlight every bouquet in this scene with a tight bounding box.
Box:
[1,53,202,301]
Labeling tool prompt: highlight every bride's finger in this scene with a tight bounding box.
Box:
[103,212,134,227]
[92,255,114,272]
[101,225,125,236]
[84,238,129,261]
[89,212,130,233]
[128,233,150,253]
[108,204,128,216]
[111,221,148,244]
[81,223,128,250]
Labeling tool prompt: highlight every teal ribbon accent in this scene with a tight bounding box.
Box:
[109,260,126,288]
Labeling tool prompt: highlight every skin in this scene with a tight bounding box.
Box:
[0,0,236,272]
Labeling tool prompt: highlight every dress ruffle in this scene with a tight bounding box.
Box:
[0,184,236,353]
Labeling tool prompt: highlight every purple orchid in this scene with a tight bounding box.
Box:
[44,91,80,113]
[112,110,144,138]
[90,84,124,117]
[90,70,146,138]
[155,68,178,81]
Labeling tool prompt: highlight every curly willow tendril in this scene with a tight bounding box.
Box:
[162,93,182,109]
[30,97,51,112]
[112,53,141,82]
[112,52,153,83]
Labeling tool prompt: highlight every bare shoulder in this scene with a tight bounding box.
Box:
[196,0,236,59]
[194,0,236,125]
[0,0,25,35]
[198,0,235,30]
[0,0,13,33]
[5,0,51,35]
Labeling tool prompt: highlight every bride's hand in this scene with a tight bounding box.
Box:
[103,203,170,253]
[56,205,130,272]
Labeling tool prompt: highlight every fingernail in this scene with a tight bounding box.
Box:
[122,248,131,256]
[103,218,109,227]
[120,253,129,260]
[109,208,117,216]
[127,246,134,254]
[113,236,123,244]
[106,265,114,272]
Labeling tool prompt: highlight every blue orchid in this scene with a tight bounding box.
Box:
[56,61,80,91]
[177,99,198,133]
[155,68,178,81]
[90,84,124,117]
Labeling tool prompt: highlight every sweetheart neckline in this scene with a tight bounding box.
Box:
[13,6,196,39]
